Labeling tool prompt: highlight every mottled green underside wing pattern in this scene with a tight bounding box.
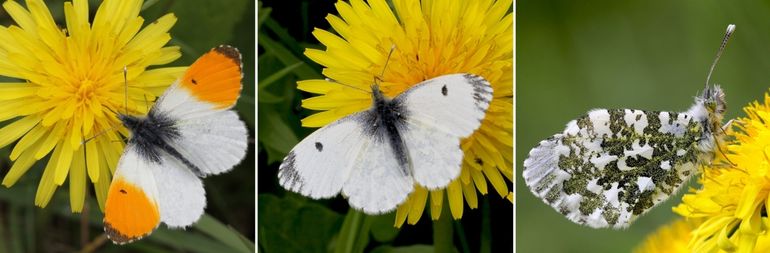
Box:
[523,89,722,228]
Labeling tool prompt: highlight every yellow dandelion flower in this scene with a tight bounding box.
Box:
[673,91,770,253]
[635,219,770,253]
[0,0,184,213]
[299,0,512,226]
[634,219,697,253]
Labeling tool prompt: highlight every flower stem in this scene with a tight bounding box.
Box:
[480,198,491,253]
[454,220,471,253]
[335,208,365,253]
[433,198,454,253]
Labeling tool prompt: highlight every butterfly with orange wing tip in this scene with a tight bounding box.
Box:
[102,45,248,244]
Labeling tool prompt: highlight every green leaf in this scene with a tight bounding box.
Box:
[257,90,285,104]
[193,214,254,253]
[264,17,303,54]
[258,194,343,253]
[333,209,370,253]
[149,228,238,253]
[453,221,471,253]
[257,108,299,162]
[236,94,256,126]
[257,2,271,29]
[369,245,435,253]
[370,212,399,243]
[432,201,455,253]
[258,34,321,80]
[259,62,304,90]
[170,0,250,63]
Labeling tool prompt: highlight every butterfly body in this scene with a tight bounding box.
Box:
[363,85,411,172]
[523,86,725,228]
[278,74,492,214]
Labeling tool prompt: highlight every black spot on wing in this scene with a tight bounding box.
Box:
[119,189,127,194]
[315,142,323,152]
[441,85,448,96]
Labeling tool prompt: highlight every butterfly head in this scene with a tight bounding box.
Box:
[370,83,388,102]
[701,85,726,124]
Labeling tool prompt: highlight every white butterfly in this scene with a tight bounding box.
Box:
[278,74,492,214]
[103,45,249,244]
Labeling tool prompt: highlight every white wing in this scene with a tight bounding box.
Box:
[278,115,369,199]
[399,123,464,189]
[104,145,162,244]
[167,109,248,176]
[153,153,206,228]
[395,74,492,188]
[278,113,413,214]
[341,124,413,214]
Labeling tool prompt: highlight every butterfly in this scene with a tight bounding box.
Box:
[522,25,735,228]
[103,45,248,244]
[277,74,493,214]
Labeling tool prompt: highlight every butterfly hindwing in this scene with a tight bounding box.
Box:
[153,153,206,228]
[395,74,493,189]
[168,110,248,176]
[523,109,704,228]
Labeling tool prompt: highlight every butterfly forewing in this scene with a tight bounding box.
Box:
[150,45,248,176]
[104,144,162,244]
[278,115,370,199]
[394,74,493,188]
[523,108,704,228]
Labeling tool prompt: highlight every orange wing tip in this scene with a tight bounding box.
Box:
[104,220,156,245]
[104,179,160,244]
[180,45,244,109]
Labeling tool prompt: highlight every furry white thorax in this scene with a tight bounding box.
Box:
[685,85,725,164]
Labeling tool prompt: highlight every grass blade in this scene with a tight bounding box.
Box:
[193,214,253,253]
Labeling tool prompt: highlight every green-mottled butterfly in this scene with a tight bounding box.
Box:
[522,24,735,228]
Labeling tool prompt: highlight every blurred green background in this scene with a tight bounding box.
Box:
[0,0,255,252]
[258,1,512,252]
[518,1,770,252]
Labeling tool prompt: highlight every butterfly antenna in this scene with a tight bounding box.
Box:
[324,78,371,94]
[705,24,735,89]
[81,124,121,144]
[82,106,123,144]
[318,45,397,94]
[123,66,129,115]
[377,44,396,81]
